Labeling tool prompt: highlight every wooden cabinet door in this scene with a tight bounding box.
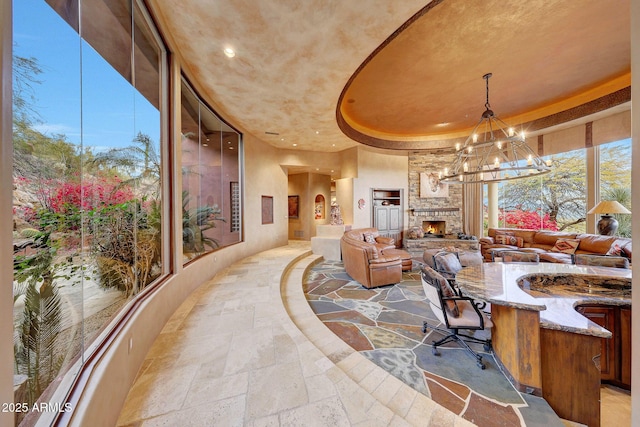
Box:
[374,206,389,232]
[620,307,631,386]
[577,306,616,381]
[374,206,402,246]
[388,206,401,231]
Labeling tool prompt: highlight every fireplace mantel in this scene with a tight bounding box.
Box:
[410,207,460,216]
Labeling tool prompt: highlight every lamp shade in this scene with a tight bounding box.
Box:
[587,200,631,215]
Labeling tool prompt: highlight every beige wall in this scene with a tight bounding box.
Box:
[352,147,409,229]
[287,172,332,239]
[340,147,359,179]
[279,149,343,177]
[287,173,309,239]
[309,173,331,235]
[243,133,290,249]
[335,177,354,225]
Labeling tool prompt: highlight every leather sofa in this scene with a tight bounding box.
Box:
[340,228,403,288]
[480,227,632,264]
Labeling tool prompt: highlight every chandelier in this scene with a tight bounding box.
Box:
[440,73,551,184]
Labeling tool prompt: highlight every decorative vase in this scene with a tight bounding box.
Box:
[597,215,618,236]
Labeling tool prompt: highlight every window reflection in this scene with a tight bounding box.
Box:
[12,0,165,422]
[180,78,242,263]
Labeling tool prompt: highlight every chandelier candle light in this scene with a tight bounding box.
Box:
[440,73,551,184]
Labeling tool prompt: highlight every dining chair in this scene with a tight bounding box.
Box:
[573,254,629,269]
[420,265,493,369]
[432,250,463,294]
[494,250,540,263]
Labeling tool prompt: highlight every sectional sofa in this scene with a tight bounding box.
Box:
[480,227,632,264]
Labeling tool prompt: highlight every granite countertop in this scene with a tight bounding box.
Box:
[456,263,632,338]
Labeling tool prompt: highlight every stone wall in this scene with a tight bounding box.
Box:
[408,149,463,235]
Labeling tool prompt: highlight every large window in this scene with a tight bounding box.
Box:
[491,148,587,232]
[599,139,632,237]
[12,0,166,422]
[484,139,632,235]
[180,78,242,263]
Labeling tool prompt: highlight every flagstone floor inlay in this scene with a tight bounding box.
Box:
[303,261,565,427]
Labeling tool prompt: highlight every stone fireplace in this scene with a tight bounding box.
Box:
[407,149,463,236]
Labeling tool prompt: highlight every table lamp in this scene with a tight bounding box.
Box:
[587,200,631,236]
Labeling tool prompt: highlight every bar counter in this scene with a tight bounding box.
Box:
[455,262,632,427]
[456,262,632,337]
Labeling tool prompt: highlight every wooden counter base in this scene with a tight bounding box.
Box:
[491,304,602,427]
[491,304,542,395]
[541,328,601,427]
[456,263,630,427]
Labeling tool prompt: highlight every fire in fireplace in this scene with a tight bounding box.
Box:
[422,220,446,237]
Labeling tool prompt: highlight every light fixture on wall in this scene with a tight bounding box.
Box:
[587,200,631,236]
[440,73,551,184]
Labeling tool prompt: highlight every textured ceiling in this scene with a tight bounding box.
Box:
[152,0,630,153]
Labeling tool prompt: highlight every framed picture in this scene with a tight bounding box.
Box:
[288,195,299,218]
[420,172,449,198]
[261,195,273,224]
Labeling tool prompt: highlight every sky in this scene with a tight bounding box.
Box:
[13,0,160,152]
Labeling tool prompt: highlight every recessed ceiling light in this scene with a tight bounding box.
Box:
[223,47,235,58]
[315,131,320,135]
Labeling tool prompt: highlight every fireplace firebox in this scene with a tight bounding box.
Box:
[422,220,446,237]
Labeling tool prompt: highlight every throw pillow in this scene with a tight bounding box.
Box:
[606,243,623,257]
[435,252,463,275]
[495,231,515,237]
[550,238,580,254]
[495,235,525,247]
[363,232,376,244]
[494,235,511,245]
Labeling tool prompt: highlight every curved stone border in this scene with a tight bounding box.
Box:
[281,253,471,426]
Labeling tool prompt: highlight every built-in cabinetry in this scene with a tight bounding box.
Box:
[576,304,631,389]
[372,189,402,247]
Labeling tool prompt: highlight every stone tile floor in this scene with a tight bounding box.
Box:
[118,244,476,426]
[303,261,564,427]
[117,243,629,426]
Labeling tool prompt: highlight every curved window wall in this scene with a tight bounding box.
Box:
[180,78,242,263]
[11,0,242,423]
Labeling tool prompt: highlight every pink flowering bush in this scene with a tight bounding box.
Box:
[16,176,136,232]
[499,209,558,231]
[49,179,134,214]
